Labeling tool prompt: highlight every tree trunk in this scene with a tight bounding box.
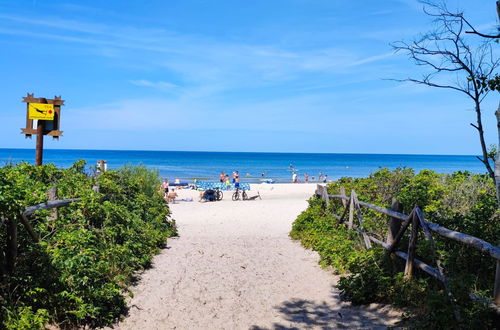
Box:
[494,102,500,306]
[476,101,495,180]
[495,103,500,207]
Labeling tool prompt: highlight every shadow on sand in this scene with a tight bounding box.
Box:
[250,288,400,330]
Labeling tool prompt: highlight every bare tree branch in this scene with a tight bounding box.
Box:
[392,1,498,180]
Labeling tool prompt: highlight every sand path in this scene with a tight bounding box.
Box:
[111,184,400,329]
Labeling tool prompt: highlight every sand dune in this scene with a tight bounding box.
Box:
[109,183,400,329]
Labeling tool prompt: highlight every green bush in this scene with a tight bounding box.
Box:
[3,306,49,330]
[0,162,176,329]
[291,168,500,328]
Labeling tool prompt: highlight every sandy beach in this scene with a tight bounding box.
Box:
[109,183,401,329]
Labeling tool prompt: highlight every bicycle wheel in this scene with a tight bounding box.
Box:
[216,190,223,201]
[232,191,239,201]
[242,191,248,200]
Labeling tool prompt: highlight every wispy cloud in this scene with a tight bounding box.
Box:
[350,52,395,66]
[130,80,180,92]
[0,11,397,99]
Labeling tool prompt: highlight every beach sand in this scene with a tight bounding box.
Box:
[109,183,401,329]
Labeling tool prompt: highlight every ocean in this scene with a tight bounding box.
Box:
[0,148,488,183]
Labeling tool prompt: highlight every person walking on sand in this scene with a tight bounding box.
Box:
[304,173,309,183]
[161,179,169,200]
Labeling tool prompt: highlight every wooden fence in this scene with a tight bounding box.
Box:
[315,184,500,314]
[1,186,80,276]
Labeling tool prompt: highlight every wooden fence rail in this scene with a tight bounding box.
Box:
[315,184,500,313]
[1,197,80,276]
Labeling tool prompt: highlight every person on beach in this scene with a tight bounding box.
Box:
[232,171,239,183]
[167,188,178,203]
[318,172,323,183]
[323,175,328,183]
[234,175,240,189]
[225,175,231,189]
[304,173,309,183]
[219,172,225,183]
[162,179,169,200]
[292,172,297,183]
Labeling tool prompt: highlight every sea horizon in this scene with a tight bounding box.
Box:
[0,148,488,183]
[0,147,485,157]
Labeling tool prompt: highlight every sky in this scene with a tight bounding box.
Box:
[0,0,499,154]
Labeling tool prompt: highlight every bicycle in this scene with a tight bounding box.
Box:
[214,187,223,201]
[232,187,247,201]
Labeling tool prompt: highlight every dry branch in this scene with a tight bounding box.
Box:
[23,198,80,217]
[368,235,444,282]
[324,192,500,260]
[425,222,500,260]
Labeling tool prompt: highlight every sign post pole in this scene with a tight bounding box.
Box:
[21,93,65,166]
[35,120,45,166]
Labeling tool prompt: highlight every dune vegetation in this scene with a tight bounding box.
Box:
[291,168,499,329]
[0,161,176,329]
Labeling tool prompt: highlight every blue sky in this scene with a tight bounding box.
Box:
[0,0,498,154]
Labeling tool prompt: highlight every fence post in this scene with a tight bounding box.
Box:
[386,199,403,245]
[0,218,4,277]
[340,187,347,207]
[495,241,500,306]
[5,218,18,274]
[404,212,419,280]
[323,186,330,206]
[316,184,323,198]
[348,190,354,229]
[47,186,58,221]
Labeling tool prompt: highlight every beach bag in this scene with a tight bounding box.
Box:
[204,189,216,201]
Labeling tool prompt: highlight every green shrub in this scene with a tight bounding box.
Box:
[3,306,49,330]
[0,162,176,328]
[291,168,499,328]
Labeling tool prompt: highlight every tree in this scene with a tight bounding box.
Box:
[392,1,499,180]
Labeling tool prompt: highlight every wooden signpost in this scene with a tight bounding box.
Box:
[21,93,65,166]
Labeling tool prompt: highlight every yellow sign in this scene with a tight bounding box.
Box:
[28,103,55,120]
